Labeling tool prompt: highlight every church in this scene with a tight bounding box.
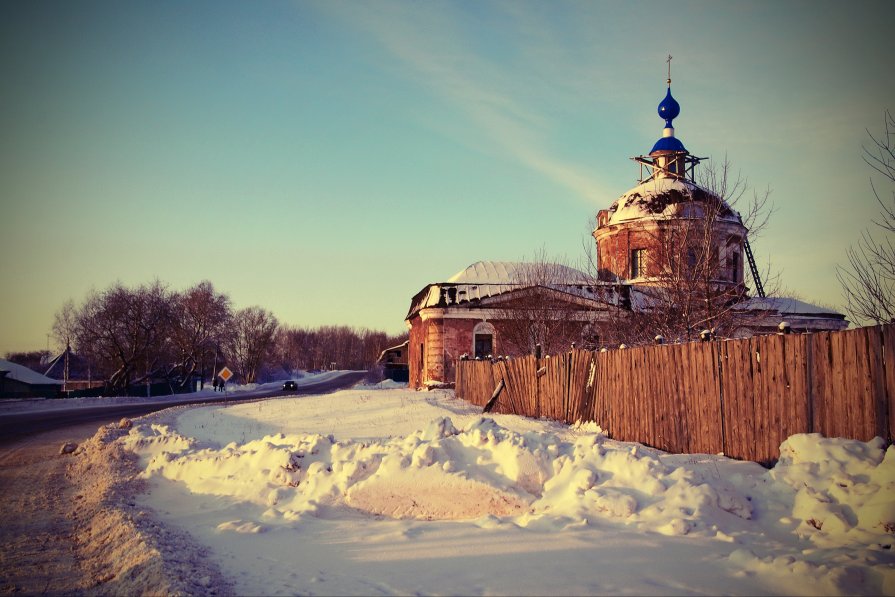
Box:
[405,72,847,389]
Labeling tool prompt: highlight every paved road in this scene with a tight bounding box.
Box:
[0,371,368,445]
[0,419,108,594]
[0,370,368,594]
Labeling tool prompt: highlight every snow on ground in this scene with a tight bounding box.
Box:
[115,384,893,596]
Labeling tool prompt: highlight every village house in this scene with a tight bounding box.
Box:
[43,344,104,394]
[405,74,847,389]
[0,358,62,398]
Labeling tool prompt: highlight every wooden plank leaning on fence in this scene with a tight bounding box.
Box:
[567,349,593,425]
[483,377,504,413]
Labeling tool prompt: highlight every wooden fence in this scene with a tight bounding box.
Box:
[455,324,895,463]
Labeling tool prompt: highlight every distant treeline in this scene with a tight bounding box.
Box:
[10,279,406,394]
[272,325,407,373]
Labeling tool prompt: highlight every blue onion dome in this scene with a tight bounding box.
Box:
[650,135,686,153]
[658,87,680,128]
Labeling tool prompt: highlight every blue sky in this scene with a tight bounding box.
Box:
[2,0,893,354]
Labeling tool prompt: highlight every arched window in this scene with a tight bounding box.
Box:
[473,321,495,359]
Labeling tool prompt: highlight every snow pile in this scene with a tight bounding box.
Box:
[112,389,894,595]
[773,434,895,546]
[68,421,232,595]
[124,417,548,522]
[532,435,753,536]
[124,415,757,536]
[355,378,407,390]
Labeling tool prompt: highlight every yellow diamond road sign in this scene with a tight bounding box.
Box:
[218,366,233,382]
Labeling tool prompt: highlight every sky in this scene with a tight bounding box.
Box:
[2,0,894,355]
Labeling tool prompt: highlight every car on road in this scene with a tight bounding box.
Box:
[282,380,298,391]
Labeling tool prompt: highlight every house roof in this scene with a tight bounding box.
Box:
[43,348,92,380]
[447,261,589,284]
[733,297,846,318]
[406,261,627,321]
[377,340,410,363]
[0,359,63,386]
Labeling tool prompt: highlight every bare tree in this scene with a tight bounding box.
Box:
[225,306,279,384]
[617,158,776,344]
[578,219,637,348]
[491,248,600,356]
[169,281,232,387]
[50,298,80,390]
[837,110,895,325]
[51,299,78,352]
[73,281,173,393]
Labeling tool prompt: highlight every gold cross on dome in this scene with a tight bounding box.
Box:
[666,54,673,85]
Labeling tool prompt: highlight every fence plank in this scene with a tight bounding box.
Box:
[687,342,703,454]
[685,342,705,453]
[649,345,669,452]
[672,343,690,454]
[883,324,895,443]
[720,340,739,459]
[833,329,852,439]
[812,332,831,436]
[593,351,609,431]
[789,335,810,440]
[865,326,888,441]
[758,334,778,463]
[766,334,786,462]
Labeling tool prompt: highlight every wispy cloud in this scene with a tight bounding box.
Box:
[315,1,610,204]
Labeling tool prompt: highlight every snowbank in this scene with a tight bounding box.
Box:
[111,387,894,595]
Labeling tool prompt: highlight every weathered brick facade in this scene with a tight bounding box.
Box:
[407,311,597,389]
[594,211,746,290]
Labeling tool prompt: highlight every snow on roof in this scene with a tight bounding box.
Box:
[734,296,845,317]
[0,359,63,386]
[447,261,589,284]
[606,177,741,226]
[377,340,410,362]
